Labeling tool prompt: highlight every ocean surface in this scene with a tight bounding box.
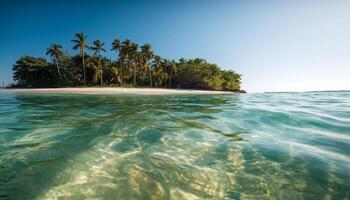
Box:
[0,91,349,200]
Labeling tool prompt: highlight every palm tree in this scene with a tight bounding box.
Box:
[152,56,168,87]
[168,59,177,88]
[111,39,122,84]
[91,40,106,86]
[71,32,89,85]
[130,42,139,85]
[160,59,171,88]
[137,53,149,84]
[121,39,132,83]
[46,44,63,78]
[141,43,154,87]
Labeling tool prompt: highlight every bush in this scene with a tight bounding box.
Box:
[173,58,241,91]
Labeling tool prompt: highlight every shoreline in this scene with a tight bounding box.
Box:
[0,87,239,95]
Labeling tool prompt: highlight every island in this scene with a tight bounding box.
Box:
[10,33,245,93]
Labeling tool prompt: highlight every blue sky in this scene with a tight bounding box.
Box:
[1,0,349,92]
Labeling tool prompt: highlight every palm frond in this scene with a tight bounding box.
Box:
[73,44,80,50]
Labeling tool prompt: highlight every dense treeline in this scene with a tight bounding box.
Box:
[12,33,242,91]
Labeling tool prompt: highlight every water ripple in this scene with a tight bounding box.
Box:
[0,92,349,199]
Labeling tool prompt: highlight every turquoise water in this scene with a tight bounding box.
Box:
[0,91,349,199]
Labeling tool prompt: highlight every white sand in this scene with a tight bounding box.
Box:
[1,87,235,95]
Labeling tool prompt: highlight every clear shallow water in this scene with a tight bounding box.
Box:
[0,91,349,200]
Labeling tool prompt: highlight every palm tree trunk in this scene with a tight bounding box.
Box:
[120,65,123,84]
[169,74,172,88]
[114,68,118,84]
[133,64,136,85]
[55,59,61,77]
[169,68,173,88]
[99,55,103,86]
[149,67,152,87]
[82,51,86,85]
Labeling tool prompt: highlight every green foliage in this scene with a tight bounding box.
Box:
[12,34,242,91]
[173,58,241,91]
[13,56,58,87]
[222,70,241,91]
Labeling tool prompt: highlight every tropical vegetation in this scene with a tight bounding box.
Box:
[12,33,242,91]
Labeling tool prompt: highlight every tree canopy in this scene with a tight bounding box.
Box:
[12,33,242,91]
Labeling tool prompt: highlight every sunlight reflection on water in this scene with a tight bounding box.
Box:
[0,92,349,199]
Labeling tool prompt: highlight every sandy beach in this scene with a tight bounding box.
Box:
[0,87,236,95]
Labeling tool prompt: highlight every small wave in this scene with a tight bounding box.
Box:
[0,92,350,199]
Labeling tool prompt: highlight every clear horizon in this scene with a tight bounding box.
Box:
[1,0,349,92]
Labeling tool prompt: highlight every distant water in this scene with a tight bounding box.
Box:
[0,91,349,200]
